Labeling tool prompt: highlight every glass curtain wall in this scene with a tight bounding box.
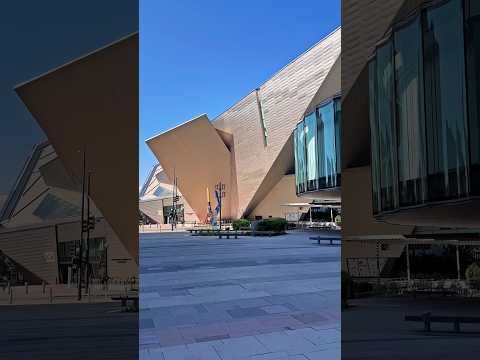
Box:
[369,60,381,214]
[294,123,307,194]
[317,101,338,188]
[304,112,318,191]
[334,99,342,182]
[294,97,341,195]
[369,0,475,215]
[466,0,480,194]
[376,40,398,211]
[394,17,427,206]
[423,0,468,201]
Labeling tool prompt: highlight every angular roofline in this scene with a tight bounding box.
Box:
[0,141,50,222]
[212,26,341,122]
[14,32,138,91]
[139,163,161,197]
[144,113,209,144]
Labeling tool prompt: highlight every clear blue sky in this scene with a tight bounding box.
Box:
[139,0,340,187]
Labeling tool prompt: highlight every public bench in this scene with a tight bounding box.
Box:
[404,288,457,297]
[111,296,139,312]
[405,312,480,332]
[310,236,341,245]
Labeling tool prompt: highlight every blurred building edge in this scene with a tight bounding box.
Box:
[0,34,139,285]
[145,28,342,224]
[342,0,480,279]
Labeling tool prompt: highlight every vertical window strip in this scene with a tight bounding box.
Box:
[255,88,268,146]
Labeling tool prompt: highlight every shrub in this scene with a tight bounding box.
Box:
[255,218,287,232]
[466,263,480,289]
[232,218,251,230]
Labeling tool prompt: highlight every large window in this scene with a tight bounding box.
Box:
[394,17,427,206]
[317,101,338,188]
[305,112,318,191]
[294,97,341,195]
[294,123,307,194]
[369,60,381,214]
[369,0,476,215]
[466,0,480,194]
[376,40,398,211]
[423,0,468,201]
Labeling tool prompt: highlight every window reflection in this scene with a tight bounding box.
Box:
[395,17,427,206]
[369,0,475,215]
[294,97,341,194]
[466,0,480,194]
[317,101,338,188]
[305,112,318,191]
[423,0,468,201]
[376,40,398,211]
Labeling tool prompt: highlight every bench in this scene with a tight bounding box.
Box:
[405,312,480,332]
[404,288,457,298]
[218,230,238,239]
[310,236,341,245]
[111,296,139,312]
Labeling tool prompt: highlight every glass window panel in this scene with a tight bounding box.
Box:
[394,17,427,206]
[317,101,338,188]
[423,0,468,201]
[295,121,307,193]
[467,0,480,195]
[304,112,318,191]
[294,128,300,193]
[334,98,342,185]
[369,59,381,214]
[376,40,398,211]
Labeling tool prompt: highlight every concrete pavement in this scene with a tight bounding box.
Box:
[140,231,341,360]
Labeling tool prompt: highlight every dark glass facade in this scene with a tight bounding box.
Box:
[369,0,480,215]
[294,97,341,195]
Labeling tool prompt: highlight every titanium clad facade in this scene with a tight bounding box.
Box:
[148,28,342,221]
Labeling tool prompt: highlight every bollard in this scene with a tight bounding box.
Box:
[25,282,28,295]
[49,287,53,303]
[9,287,13,304]
[42,281,46,294]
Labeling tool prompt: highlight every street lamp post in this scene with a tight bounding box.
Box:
[215,182,226,230]
[78,149,86,301]
[171,168,179,231]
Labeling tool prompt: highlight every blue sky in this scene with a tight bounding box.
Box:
[139,0,340,187]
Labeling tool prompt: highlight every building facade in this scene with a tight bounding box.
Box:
[0,143,136,284]
[342,0,480,279]
[0,34,139,285]
[147,28,341,223]
[139,164,199,225]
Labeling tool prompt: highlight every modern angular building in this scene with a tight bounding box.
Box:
[0,34,138,284]
[341,0,480,278]
[146,28,341,223]
[0,143,136,284]
[139,164,199,225]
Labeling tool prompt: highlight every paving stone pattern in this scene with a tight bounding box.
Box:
[140,231,340,360]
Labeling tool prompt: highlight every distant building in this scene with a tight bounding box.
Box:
[139,164,199,224]
[0,142,135,284]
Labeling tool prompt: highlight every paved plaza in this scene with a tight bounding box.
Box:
[140,231,341,360]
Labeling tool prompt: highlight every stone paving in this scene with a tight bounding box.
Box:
[139,231,341,360]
